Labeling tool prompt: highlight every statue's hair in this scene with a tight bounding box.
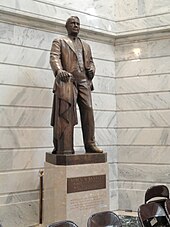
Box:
[65,16,80,28]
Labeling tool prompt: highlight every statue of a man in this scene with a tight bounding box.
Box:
[50,16,103,155]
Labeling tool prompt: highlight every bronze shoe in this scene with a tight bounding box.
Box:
[85,144,103,153]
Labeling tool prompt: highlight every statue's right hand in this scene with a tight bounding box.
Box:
[57,70,71,83]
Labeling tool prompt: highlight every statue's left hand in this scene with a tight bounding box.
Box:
[86,69,94,80]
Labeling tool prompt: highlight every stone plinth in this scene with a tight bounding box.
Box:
[43,153,109,227]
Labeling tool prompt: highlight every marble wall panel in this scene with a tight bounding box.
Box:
[0,85,52,107]
[0,128,52,149]
[115,37,170,61]
[0,64,53,88]
[115,0,170,20]
[0,22,56,50]
[117,14,170,35]
[118,163,170,183]
[0,43,50,69]
[92,93,116,111]
[38,0,115,21]
[117,110,170,128]
[94,59,115,78]
[94,110,116,128]
[0,200,38,227]
[115,0,170,34]
[116,92,170,111]
[118,188,144,211]
[109,181,118,210]
[0,170,40,194]
[0,191,38,205]
[117,146,170,164]
[0,148,47,171]
[118,181,170,192]
[84,40,115,61]
[115,56,170,78]
[116,74,170,94]
[0,106,51,127]
[117,128,170,146]
[93,76,115,94]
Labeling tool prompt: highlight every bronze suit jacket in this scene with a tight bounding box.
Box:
[50,36,95,138]
[50,36,95,80]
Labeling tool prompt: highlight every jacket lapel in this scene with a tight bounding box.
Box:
[63,36,76,54]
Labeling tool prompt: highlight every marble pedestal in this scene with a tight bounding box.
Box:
[43,153,109,227]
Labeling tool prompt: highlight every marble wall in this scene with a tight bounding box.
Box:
[115,32,170,211]
[0,0,170,226]
[113,0,170,213]
[115,0,170,35]
[0,1,116,226]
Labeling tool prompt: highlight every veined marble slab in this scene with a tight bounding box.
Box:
[116,74,170,94]
[0,43,50,69]
[0,169,40,193]
[115,38,170,61]
[116,92,170,111]
[117,128,170,145]
[117,13,170,35]
[0,148,47,171]
[0,85,52,107]
[0,106,51,127]
[0,64,53,88]
[115,0,170,20]
[37,0,115,21]
[117,145,170,164]
[0,200,38,227]
[118,163,170,183]
[116,56,170,78]
[0,128,53,149]
[117,110,170,128]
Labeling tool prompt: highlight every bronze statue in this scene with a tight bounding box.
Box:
[50,16,103,155]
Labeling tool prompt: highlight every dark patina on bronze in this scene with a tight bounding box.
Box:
[67,175,106,193]
[46,152,107,165]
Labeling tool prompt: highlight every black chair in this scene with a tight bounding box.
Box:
[145,185,169,208]
[165,199,170,217]
[138,202,170,227]
[47,220,78,227]
[87,211,122,227]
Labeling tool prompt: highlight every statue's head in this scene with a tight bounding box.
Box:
[65,16,80,36]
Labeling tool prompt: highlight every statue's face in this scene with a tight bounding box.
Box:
[66,17,80,36]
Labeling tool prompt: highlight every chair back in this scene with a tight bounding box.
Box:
[165,199,170,217]
[145,185,169,205]
[47,220,78,227]
[138,202,170,227]
[87,211,122,227]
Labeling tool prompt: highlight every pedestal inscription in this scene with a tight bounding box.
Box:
[67,175,106,193]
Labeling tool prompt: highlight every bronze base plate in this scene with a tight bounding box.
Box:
[46,152,107,165]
